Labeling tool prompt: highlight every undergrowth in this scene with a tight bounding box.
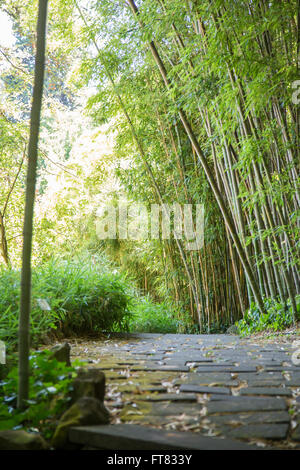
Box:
[237,296,300,336]
[0,253,190,353]
[128,295,184,333]
[0,254,132,352]
[0,349,84,440]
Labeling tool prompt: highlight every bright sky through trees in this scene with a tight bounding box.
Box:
[0,11,14,47]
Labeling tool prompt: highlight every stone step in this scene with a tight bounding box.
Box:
[68,424,260,450]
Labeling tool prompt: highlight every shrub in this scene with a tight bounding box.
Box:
[0,349,84,439]
[128,295,182,333]
[236,296,300,336]
[34,256,133,335]
[0,255,133,351]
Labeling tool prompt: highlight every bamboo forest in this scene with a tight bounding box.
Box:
[0,0,299,454]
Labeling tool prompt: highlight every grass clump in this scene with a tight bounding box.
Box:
[0,254,133,351]
[236,296,300,336]
[128,295,182,333]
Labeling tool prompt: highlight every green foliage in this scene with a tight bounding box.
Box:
[0,254,133,351]
[128,295,230,334]
[1,0,299,335]
[76,0,299,330]
[33,255,133,335]
[201,321,231,335]
[128,296,183,333]
[0,349,84,439]
[237,296,300,336]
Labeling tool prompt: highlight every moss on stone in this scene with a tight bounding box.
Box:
[51,397,110,449]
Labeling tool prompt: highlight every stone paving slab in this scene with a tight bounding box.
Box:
[69,332,300,449]
[234,372,285,387]
[226,423,289,440]
[174,372,239,387]
[196,365,257,373]
[120,401,203,418]
[179,384,231,394]
[144,365,190,372]
[287,373,300,386]
[239,387,292,397]
[69,424,260,450]
[292,423,300,441]
[205,397,287,413]
[130,393,198,402]
[206,410,291,425]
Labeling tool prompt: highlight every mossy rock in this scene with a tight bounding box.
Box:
[49,342,71,366]
[71,368,106,403]
[51,396,110,449]
[0,430,48,450]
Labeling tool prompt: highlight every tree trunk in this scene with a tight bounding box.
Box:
[18,0,48,409]
[0,211,10,266]
[127,0,265,314]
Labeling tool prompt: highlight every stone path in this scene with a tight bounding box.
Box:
[69,333,300,449]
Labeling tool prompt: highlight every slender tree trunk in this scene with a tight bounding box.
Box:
[0,147,26,267]
[75,0,205,327]
[18,0,48,409]
[0,211,9,266]
[127,0,265,314]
